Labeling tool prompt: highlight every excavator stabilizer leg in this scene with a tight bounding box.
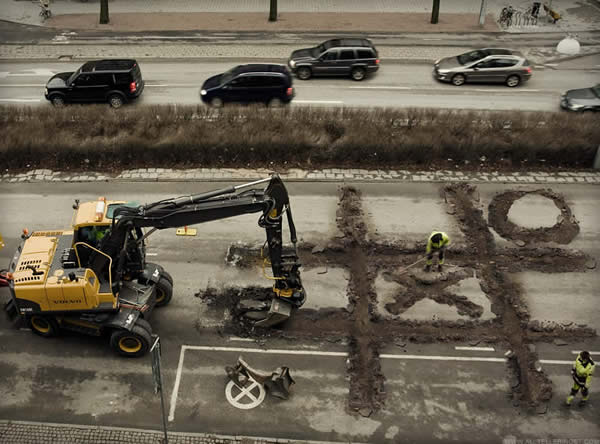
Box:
[4,298,18,321]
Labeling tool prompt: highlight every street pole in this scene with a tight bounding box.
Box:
[431,0,440,24]
[478,0,487,27]
[269,0,278,22]
[99,0,109,24]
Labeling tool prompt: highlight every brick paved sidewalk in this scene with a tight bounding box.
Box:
[3,41,599,65]
[45,12,500,33]
[3,0,600,33]
[2,168,599,185]
[0,420,285,444]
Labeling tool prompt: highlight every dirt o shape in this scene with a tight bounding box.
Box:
[488,190,579,244]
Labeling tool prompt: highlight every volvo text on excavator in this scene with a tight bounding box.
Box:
[3,175,305,357]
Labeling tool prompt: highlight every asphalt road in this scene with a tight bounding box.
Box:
[0,181,599,443]
[0,60,599,110]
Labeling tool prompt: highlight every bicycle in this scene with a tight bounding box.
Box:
[39,0,52,20]
[498,6,514,27]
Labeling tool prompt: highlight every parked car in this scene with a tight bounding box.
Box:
[287,38,379,81]
[200,64,294,107]
[433,48,532,87]
[560,84,600,112]
[44,59,144,108]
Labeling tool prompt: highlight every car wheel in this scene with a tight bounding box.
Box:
[210,97,224,108]
[451,74,466,86]
[268,98,283,108]
[297,67,312,81]
[506,75,520,87]
[50,95,65,107]
[108,94,124,109]
[351,67,366,81]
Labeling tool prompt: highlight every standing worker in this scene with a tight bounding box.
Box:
[424,231,450,272]
[566,351,595,407]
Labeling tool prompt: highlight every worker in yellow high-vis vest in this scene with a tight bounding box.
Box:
[566,351,595,407]
[425,231,450,272]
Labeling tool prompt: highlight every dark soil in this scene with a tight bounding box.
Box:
[193,182,596,412]
[488,189,580,245]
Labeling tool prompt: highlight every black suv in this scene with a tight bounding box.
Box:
[200,64,294,107]
[44,59,144,108]
[288,38,379,81]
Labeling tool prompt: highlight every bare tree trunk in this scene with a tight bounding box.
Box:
[100,0,109,24]
[269,0,277,22]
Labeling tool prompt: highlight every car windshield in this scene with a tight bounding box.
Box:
[220,67,240,85]
[313,40,335,57]
[67,68,81,85]
[457,50,488,65]
[592,85,600,98]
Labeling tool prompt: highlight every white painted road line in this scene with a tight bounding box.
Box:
[228,337,255,342]
[0,98,41,102]
[167,344,578,422]
[294,100,344,104]
[540,360,574,365]
[473,89,540,92]
[184,345,348,356]
[146,253,158,256]
[349,86,411,90]
[571,350,599,355]
[168,345,187,422]
[454,346,495,352]
[0,84,45,87]
[380,354,505,362]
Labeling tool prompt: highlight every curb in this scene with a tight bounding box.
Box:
[544,49,600,64]
[2,168,599,185]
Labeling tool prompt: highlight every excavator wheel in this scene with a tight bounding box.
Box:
[155,276,173,307]
[110,326,151,357]
[161,270,174,286]
[29,315,59,338]
[134,317,153,336]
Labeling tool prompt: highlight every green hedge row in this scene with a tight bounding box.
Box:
[1,105,598,170]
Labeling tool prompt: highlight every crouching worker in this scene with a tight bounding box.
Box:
[424,231,450,272]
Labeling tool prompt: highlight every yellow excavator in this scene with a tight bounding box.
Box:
[4,175,305,357]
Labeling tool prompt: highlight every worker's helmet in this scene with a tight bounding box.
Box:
[431,233,443,243]
[580,351,591,361]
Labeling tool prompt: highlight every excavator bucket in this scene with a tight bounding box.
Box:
[226,356,295,400]
[264,367,295,400]
[250,298,293,328]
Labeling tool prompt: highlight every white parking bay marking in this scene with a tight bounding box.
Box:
[168,344,575,422]
[454,346,495,352]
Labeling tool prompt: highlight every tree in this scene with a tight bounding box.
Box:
[100,0,109,24]
[269,0,277,22]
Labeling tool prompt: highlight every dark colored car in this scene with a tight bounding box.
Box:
[433,48,532,87]
[287,38,379,81]
[200,64,294,107]
[561,85,600,112]
[44,59,144,108]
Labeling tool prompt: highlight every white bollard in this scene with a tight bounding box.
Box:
[556,36,580,55]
